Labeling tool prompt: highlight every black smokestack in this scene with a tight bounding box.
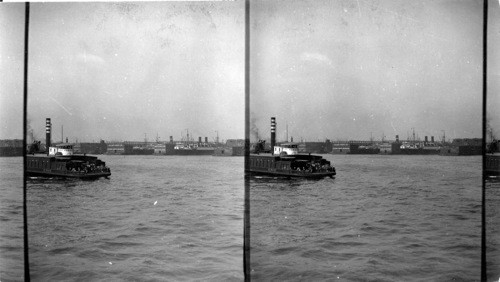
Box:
[170,136,173,143]
[425,136,428,143]
[46,118,51,153]
[205,137,208,143]
[396,135,399,142]
[271,117,276,154]
[198,137,202,143]
[431,136,434,143]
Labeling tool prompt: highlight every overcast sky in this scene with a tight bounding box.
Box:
[250,0,487,142]
[1,2,244,142]
[488,0,500,141]
[1,1,499,143]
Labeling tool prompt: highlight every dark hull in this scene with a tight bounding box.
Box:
[486,154,500,177]
[27,155,111,180]
[246,169,335,179]
[247,154,336,179]
[27,170,111,179]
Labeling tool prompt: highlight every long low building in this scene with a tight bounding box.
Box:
[73,141,108,154]
[107,143,125,155]
[214,139,245,156]
[440,138,482,156]
[0,139,23,157]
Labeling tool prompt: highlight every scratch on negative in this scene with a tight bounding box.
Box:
[49,97,73,116]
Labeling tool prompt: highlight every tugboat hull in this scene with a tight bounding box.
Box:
[27,170,111,179]
[246,169,335,179]
[247,154,336,179]
[486,154,500,177]
[27,155,111,180]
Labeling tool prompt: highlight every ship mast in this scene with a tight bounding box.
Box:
[286,121,288,143]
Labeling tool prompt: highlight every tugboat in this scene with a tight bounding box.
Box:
[26,118,111,179]
[247,117,336,179]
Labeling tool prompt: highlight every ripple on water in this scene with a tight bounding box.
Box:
[251,155,481,281]
[26,155,243,280]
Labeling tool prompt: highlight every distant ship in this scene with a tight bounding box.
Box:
[26,118,111,179]
[391,135,440,155]
[165,143,215,155]
[246,117,335,179]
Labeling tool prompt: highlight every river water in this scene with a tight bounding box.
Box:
[0,157,24,281]
[0,154,491,280]
[487,177,500,281]
[25,155,243,281]
[249,154,482,281]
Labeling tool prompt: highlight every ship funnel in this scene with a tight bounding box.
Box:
[271,117,276,154]
[396,135,399,142]
[291,136,293,142]
[431,136,434,143]
[46,118,51,154]
[205,137,208,143]
[198,137,202,143]
[169,136,173,143]
[425,136,428,143]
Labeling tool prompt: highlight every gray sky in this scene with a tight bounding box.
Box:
[1,2,244,142]
[1,1,498,143]
[488,0,500,141]
[0,4,25,140]
[250,0,484,142]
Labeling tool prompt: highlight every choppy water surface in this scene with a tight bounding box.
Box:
[27,155,243,281]
[487,177,500,281]
[250,154,481,281]
[0,157,24,281]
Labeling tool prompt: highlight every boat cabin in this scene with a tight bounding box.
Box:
[49,144,74,156]
[274,143,299,156]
